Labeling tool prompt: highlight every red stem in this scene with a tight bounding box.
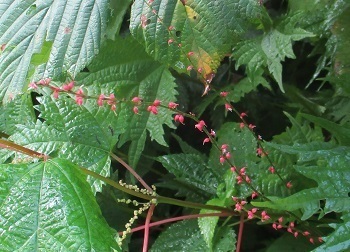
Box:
[143,204,155,252]
[236,213,245,252]
[121,212,233,234]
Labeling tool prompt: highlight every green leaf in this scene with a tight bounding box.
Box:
[253,145,350,220]
[301,113,350,146]
[157,153,218,196]
[233,13,313,92]
[266,233,316,252]
[76,37,177,167]
[313,211,350,252]
[0,93,35,135]
[0,158,120,251]
[198,198,225,251]
[130,0,266,80]
[0,0,112,103]
[6,94,122,193]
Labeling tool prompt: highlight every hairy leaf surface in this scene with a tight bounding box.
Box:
[0,158,119,251]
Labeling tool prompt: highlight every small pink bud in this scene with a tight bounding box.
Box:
[235,203,242,211]
[187,65,193,71]
[147,105,158,115]
[303,231,310,236]
[107,93,116,105]
[261,211,270,221]
[133,106,139,114]
[97,94,105,107]
[194,120,206,132]
[251,208,258,213]
[153,99,161,106]
[272,223,277,230]
[197,67,203,73]
[240,112,247,118]
[202,137,210,145]
[76,97,83,106]
[225,103,233,112]
[277,224,283,229]
[286,181,293,188]
[318,237,323,243]
[251,191,258,199]
[29,82,38,89]
[174,114,185,124]
[232,196,238,202]
[239,122,245,129]
[111,104,116,111]
[245,175,251,183]
[247,211,254,219]
[53,89,60,99]
[132,96,142,104]
[289,222,295,228]
[268,166,275,173]
[210,129,216,137]
[168,39,173,45]
[62,81,74,91]
[248,124,256,130]
[287,227,293,233]
[230,166,236,172]
[225,152,231,159]
[256,148,263,156]
[294,232,298,238]
[241,200,247,205]
[168,102,179,109]
[178,43,182,47]
[240,167,246,175]
[258,135,263,140]
[219,156,225,164]
[187,51,194,57]
[221,144,228,151]
[220,91,229,97]
[168,25,174,31]
[309,238,314,244]
[278,217,283,223]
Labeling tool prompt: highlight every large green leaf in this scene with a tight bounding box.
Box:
[150,219,235,252]
[313,211,350,252]
[253,145,350,220]
[6,94,122,193]
[130,0,267,82]
[233,13,313,92]
[76,36,177,168]
[0,0,122,103]
[0,158,120,251]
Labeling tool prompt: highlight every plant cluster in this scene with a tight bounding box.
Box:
[0,0,350,251]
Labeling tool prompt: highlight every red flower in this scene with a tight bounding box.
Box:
[194,120,206,132]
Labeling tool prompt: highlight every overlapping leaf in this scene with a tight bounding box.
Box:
[253,144,350,220]
[233,13,313,92]
[77,37,177,167]
[0,0,115,103]
[0,158,120,251]
[130,0,267,81]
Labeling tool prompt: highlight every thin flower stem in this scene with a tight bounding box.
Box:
[0,139,49,161]
[110,152,153,193]
[123,212,233,234]
[143,203,155,252]
[236,213,245,252]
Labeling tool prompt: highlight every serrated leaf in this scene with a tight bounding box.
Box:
[76,37,177,168]
[157,154,218,196]
[253,145,350,220]
[198,198,225,251]
[150,219,209,252]
[0,0,113,103]
[0,93,35,135]
[313,211,350,252]
[130,0,266,81]
[6,95,122,193]
[0,158,120,251]
[233,13,313,92]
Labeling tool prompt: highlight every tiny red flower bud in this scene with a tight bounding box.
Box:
[277,224,283,229]
[287,227,293,233]
[187,51,194,57]
[220,91,229,97]
[210,129,216,137]
[53,88,60,99]
[241,200,247,205]
[240,112,247,118]
[178,43,182,47]
[187,65,193,71]
[256,148,263,156]
[251,208,258,213]
[221,144,228,150]
[230,166,236,172]
[240,167,246,175]
[318,237,323,243]
[153,99,161,106]
[76,97,83,106]
[303,231,310,236]
[232,196,238,202]
[62,81,74,91]
[272,223,277,230]
[133,106,139,114]
[132,96,142,104]
[107,93,116,105]
[197,67,203,73]
[249,124,256,130]
[97,94,105,107]
[219,156,225,164]
[168,25,174,31]
[202,137,210,145]
[245,175,251,183]
[168,39,174,45]
[294,232,298,238]
[269,166,275,173]
[239,122,245,129]
[261,211,270,221]
[168,102,179,109]
[247,211,254,219]
[225,103,233,112]
[235,203,242,211]
[147,105,158,115]
[225,152,231,159]
[278,217,283,223]
[194,120,206,132]
[251,191,258,199]
[289,222,295,228]
[309,238,314,244]
[286,181,293,188]
[174,114,185,124]
[29,82,38,89]
[111,104,116,111]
